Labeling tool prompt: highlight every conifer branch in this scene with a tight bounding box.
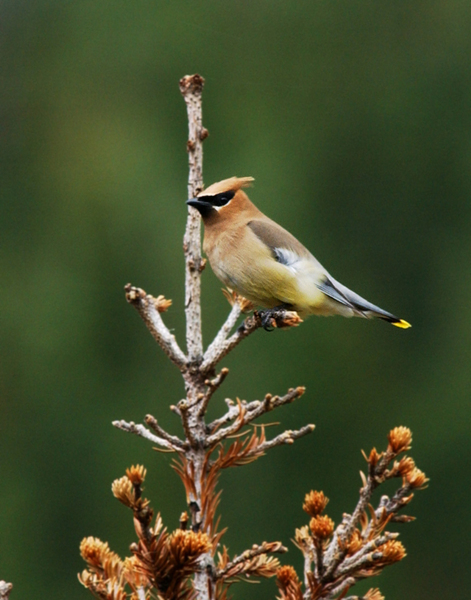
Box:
[79,75,426,600]
[280,427,427,600]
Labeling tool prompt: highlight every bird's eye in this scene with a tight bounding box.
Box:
[211,191,235,207]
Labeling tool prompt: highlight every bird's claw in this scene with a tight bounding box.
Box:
[258,310,276,332]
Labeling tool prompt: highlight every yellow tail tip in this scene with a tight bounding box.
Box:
[392,319,411,329]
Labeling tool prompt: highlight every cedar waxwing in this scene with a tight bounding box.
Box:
[187,177,410,329]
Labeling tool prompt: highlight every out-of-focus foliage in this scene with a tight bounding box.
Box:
[1,2,469,599]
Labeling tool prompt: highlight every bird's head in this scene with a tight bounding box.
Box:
[186,176,255,220]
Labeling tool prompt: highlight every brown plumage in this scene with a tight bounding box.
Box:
[187,177,410,328]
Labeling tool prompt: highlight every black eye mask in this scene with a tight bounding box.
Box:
[200,190,235,207]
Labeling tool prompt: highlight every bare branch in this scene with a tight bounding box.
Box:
[205,401,248,447]
[207,395,280,435]
[250,425,315,455]
[206,387,306,446]
[112,419,179,452]
[207,399,240,434]
[177,400,200,448]
[197,368,230,417]
[125,284,187,371]
[180,74,206,362]
[144,414,188,450]
[242,387,307,424]
[202,301,302,373]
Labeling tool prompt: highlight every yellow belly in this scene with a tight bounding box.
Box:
[209,250,328,315]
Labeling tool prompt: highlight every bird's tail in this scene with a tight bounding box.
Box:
[319,276,411,329]
[375,314,411,329]
[344,289,411,328]
[390,318,411,328]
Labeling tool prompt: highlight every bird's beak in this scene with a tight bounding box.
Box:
[186,198,213,213]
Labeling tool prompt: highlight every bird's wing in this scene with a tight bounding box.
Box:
[247,218,316,264]
[315,277,358,309]
[247,218,355,309]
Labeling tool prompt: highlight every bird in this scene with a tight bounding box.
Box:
[187,176,411,330]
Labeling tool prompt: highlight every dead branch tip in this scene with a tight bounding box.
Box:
[179,74,205,95]
[124,284,146,303]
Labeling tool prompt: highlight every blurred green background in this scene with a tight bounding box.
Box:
[1,1,470,598]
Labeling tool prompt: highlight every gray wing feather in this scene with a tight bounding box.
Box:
[315,277,357,309]
[247,219,314,261]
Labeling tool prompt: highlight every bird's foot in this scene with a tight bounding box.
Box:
[259,310,276,332]
[257,305,294,332]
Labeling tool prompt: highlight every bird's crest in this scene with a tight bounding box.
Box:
[198,176,254,197]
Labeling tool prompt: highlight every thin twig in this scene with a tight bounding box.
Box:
[249,425,315,456]
[206,397,273,434]
[206,399,240,433]
[201,297,301,374]
[206,387,306,446]
[242,387,306,423]
[112,420,179,452]
[125,285,187,371]
[205,401,247,447]
[177,400,200,448]
[144,414,188,450]
[198,368,230,418]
